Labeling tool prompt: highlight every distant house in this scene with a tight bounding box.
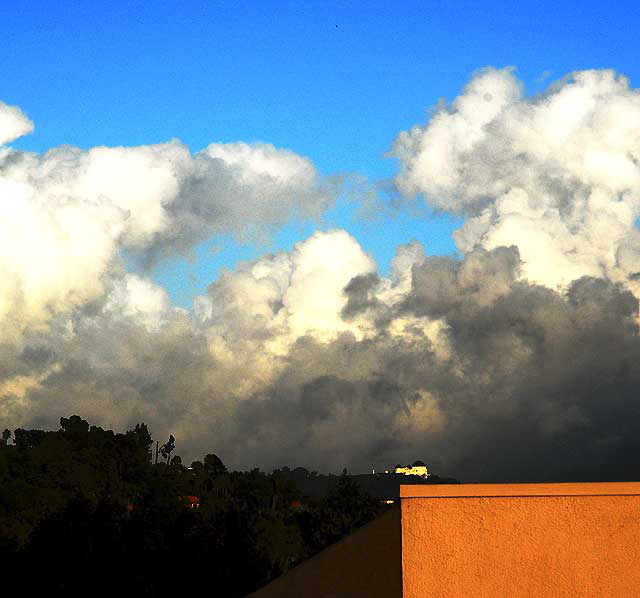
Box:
[179,495,200,508]
[394,460,429,478]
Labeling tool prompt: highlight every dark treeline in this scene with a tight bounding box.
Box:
[0,416,395,597]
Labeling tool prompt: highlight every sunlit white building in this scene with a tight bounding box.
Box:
[394,460,429,478]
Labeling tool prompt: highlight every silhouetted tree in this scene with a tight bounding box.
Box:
[13,427,48,450]
[60,414,90,434]
[298,468,382,556]
[204,453,227,477]
[159,434,175,464]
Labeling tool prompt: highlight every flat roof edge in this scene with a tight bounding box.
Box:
[400,482,640,498]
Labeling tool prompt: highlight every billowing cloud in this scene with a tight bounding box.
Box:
[392,67,640,291]
[0,111,333,345]
[4,70,640,483]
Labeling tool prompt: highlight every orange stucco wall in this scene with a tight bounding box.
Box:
[248,506,402,598]
[401,482,640,597]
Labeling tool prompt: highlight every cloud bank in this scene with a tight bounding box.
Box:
[3,67,640,482]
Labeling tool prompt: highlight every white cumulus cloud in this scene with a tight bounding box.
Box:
[392,68,640,291]
[0,105,334,344]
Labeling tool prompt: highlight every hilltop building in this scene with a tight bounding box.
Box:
[394,460,429,478]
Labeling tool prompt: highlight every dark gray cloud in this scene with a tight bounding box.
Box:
[217,253,640,482]
[341,272,382,319]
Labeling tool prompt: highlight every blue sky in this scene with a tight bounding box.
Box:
[3,0,639,306]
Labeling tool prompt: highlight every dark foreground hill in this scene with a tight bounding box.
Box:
[0,416,457,597]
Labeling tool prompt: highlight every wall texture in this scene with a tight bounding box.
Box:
[401,482,640,598]
[248,505,402,598]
